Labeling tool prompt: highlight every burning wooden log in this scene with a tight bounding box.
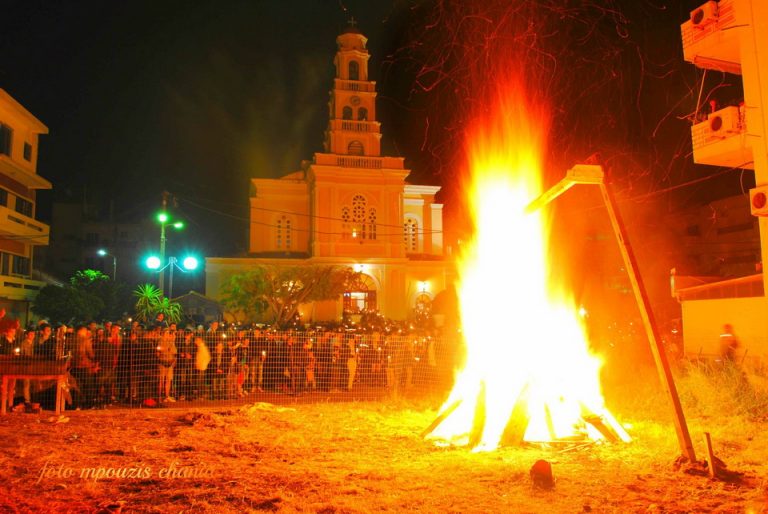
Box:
[424,382,630,447]
[580,402,619,443]
[467,381,487,448]
[425,382,537,448]
[499,384,532,447]
[423,382,489,449]
[420,399,463,439]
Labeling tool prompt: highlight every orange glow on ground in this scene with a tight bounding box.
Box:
[426,78,629,450]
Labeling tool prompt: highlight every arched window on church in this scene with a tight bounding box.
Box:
[404,217,419,252]
[276,215,292,250]
[341,206,351,240]
[368,207,377,240]
[348,140,364,155]
[341,194,376,241]
[349,60,359,81]
[353,194,366,240]
[358,107,368,121]
[285,218,292,249]
[342,106,353,120]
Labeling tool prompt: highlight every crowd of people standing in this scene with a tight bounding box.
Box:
[1,316,452,410]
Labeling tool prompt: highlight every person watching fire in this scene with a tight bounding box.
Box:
[719,324,740,364]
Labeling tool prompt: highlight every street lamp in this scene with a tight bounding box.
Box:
[145,254,198,299]
[97,248,117,280]
[156,211,184,294]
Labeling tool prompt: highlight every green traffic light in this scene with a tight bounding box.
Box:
[173,221,184,229]
[157,212,169,223]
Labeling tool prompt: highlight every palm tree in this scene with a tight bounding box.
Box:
[133,284,184,324]
[133,284,163,322]
[153,297,183,324]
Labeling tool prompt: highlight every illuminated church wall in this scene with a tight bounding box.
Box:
[207,25,453,323]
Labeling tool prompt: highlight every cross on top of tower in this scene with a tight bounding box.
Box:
[342,15,362,35]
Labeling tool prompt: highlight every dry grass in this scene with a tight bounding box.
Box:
[1,366,767,513]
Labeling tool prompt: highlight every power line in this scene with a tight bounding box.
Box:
[626,162,753,203]
[177,158,755,240]
[176,193,446,236]
[249,219,441,239]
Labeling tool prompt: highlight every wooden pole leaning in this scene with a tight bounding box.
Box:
[523,164,696,462]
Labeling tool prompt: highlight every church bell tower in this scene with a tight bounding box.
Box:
[324,22,382,157]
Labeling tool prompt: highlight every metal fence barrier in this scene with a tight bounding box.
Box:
[2,326,462,411]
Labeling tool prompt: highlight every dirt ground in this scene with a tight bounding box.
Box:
[0,380,766,514]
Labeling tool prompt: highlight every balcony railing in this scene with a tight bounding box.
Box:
[681,0,740,74]
[335,79,376,93]
[673,273,763,302]
[0,275,45,301]
[313,153,406,171]
[0,203,50,245]
[337,156,383,169]
[690,106,754,169]
[332,120,379,133]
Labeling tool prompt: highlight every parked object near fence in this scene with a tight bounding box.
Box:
[0,356,69,415]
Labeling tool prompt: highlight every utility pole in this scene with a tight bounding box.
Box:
[159,191,169,294]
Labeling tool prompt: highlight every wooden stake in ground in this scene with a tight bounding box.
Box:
[704,432,717,478]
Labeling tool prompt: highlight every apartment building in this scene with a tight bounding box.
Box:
[0,89,51,323]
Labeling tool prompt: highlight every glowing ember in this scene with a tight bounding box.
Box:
[425,78,629,450]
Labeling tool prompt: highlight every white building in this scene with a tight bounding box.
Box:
[676,0,768,359]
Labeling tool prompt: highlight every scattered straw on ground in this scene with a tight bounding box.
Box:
[1,386,766,513]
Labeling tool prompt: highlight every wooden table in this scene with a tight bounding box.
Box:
[0,357,68,415]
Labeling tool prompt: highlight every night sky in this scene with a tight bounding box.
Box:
[1,0,749,259]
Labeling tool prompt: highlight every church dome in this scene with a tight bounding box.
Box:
[337,20,367,50]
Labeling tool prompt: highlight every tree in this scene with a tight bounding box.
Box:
[32,284,103,323]
[221,265,358,327]
[133,284,183,324]
[32,269,129,323]
[70,269,130,320]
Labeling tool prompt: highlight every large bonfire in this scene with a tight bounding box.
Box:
[425,76,629,450]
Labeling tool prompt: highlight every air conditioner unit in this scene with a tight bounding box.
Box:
[750,186,768,217]
[690,1,719,27]
[707,105,742,138]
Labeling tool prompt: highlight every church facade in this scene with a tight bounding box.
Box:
[205,26,454,324]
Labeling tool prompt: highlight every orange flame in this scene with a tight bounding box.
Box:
[427,78,629,450]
